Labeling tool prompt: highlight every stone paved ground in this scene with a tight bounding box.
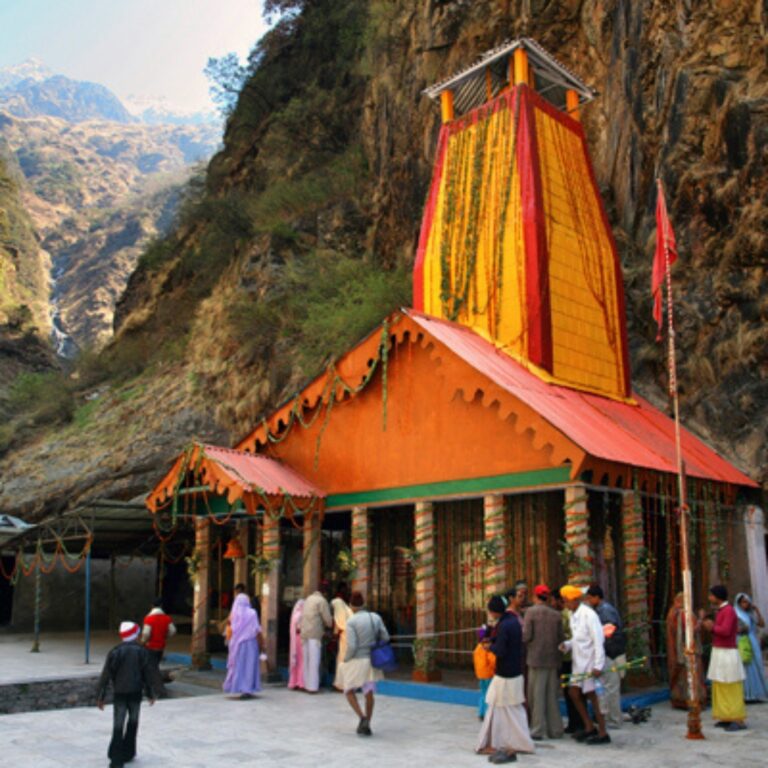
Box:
[2,684,767,768]
[0,632,188,684]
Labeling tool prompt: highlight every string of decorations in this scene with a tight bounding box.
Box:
[252,317,392,459]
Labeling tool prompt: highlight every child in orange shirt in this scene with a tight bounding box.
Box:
[475,595,507,719]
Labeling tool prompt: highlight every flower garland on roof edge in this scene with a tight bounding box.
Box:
[258,316,391,462]
[157,319,393,526]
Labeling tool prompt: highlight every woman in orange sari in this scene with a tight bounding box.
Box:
[666,592,707,709]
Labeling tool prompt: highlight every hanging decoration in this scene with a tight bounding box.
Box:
[0,517,93,583]
[252,317,392,459]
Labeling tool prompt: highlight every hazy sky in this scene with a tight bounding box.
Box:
[0,0,269,113]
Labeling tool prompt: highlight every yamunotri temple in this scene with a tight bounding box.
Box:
[146,39,762,677]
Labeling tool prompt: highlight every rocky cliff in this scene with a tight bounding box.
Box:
[1,0,765,519]
[0,109,218,351]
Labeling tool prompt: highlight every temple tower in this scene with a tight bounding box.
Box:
[414,39,631,400]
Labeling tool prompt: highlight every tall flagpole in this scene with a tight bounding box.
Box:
[658,178,704,740]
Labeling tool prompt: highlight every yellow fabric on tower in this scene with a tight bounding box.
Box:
[535,105,628,397]
[422,99,527,359]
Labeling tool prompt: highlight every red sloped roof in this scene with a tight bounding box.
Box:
[200,445,325,498]
[407,310,757,487]
[146,443,324,513]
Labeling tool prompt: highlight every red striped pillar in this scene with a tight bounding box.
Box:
[413,501,440,681]
[191,517,211,669]
[483,494,509,594]
[261,514,280,676]
[350,506,370,599]
[622,490,650,656]
[564,485,591,586]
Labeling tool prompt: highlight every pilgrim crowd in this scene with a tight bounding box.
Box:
[93,579,766,767]
[468,580,767,763]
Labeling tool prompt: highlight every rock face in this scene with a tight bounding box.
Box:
[0,110,219,351]
[0,154,48,330]
[1,0,765,519]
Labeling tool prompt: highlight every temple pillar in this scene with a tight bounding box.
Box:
[303,511,321,595]
[483,494,509,595]
[191,517,211,669]
[233,522,249,587]
[261,514,280,676]
[566,89,580,120]
[413,501,440,681]
[513,48,529,86]
[440,90,454,123]
[564,484,591,586]
[350,505,370,599]
[622,489,650,657]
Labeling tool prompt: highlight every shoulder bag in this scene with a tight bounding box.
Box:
[368,612,397,672]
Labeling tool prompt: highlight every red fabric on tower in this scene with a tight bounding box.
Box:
[652,181,678,339]
[517,86,553,371]
[413,126,449,311]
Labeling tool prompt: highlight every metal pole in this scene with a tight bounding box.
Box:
[84,546,92,664]
[659,179,703,740]
[31,564,41,653]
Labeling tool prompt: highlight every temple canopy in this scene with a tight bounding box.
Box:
[146,442,325,516]
[423,38,596,116]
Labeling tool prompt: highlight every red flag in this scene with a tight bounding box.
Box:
[652,180,677,340]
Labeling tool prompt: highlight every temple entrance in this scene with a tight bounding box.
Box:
[369,505,415,660]
[275,511,351,665]
[434,498,484,667]
[588,490,625,611]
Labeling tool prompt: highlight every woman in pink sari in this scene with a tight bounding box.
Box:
[288,599,305,690]
[223,593,262,699]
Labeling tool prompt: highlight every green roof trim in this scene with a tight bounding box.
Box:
[325,466,571,509]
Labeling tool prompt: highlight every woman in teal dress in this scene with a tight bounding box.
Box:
[735,593,768,702]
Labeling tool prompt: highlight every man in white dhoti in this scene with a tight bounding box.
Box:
[476,595,535,763]
[340,591,389,735]
[300,582,332,693]
[559,585,610,745]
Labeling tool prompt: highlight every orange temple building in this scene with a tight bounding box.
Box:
[146,40,761,677]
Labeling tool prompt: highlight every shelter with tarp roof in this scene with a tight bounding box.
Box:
[146,39,764,679]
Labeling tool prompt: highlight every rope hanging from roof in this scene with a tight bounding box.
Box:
[254,316,391,459]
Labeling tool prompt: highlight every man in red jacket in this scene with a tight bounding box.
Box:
[702,584,746,731]
[141,598,176,695]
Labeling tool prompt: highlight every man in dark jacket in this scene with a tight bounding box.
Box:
[523,584,564,740]
[586,584,627,729]
[476,597,535,763]
[96,621,159,768]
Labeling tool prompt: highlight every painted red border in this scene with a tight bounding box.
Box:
[413,126,449,311]
[516,85,553,372]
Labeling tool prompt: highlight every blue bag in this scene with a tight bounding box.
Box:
[369,613,397,672]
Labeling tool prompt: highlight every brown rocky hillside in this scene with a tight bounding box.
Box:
[0,0,765,520]
[0,110,218,350]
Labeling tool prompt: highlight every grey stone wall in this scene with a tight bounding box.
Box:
[10,557,156,632]
[0,675,101,714]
